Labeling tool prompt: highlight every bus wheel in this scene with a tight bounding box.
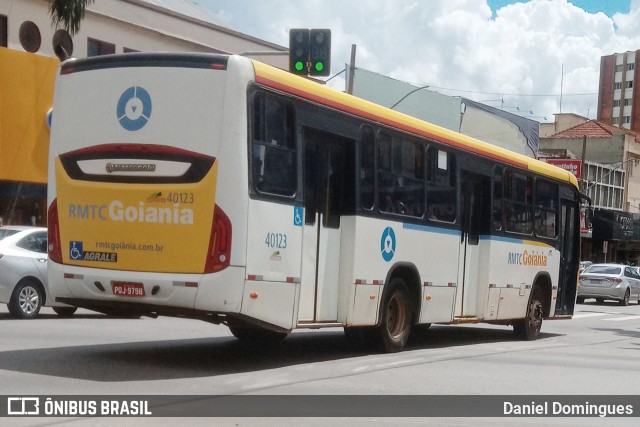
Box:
[376,279,412,352]
[513,286,543,341]
[229,323,288,345]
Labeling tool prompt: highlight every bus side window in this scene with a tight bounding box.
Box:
[426,147,456,222]
[251,95,297,197]
[505,171,533,234]
[534,180,558,238]
[493,166,503,230]
[377,133,395,213]
[359,126,375,210]
[376,133,424,217]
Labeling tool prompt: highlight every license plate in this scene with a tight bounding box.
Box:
[590,279,602,285]
[112,281,145,297]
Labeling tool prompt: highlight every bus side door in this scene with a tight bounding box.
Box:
[456,170,491,317]
[299,128,355,323]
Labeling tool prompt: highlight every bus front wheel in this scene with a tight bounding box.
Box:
[376,279,412,353]
[513,286,543,340]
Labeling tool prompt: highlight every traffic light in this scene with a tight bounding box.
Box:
[289,29,309,75]
[309,29,331,76]
[289,28,331,76]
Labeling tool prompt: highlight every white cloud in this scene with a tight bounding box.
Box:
[201,0,640,122]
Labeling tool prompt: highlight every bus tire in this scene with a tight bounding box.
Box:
[229,324,288,345]
[513,286,543,341]
[376,279,412,352]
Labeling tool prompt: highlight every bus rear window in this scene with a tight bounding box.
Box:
[251,95,297,197]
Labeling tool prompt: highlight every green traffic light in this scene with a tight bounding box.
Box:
[314,62,324,72]
[295,61,305,72]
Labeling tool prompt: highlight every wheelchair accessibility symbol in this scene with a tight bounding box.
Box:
[380,227,396,262]
[293,206,303,227]
[70,241,84,260]
[117,86,152,131]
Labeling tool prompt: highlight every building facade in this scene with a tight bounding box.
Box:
[0,0,287,65]
[597,50,640,132]
[540,114,640,264]
[351,68,539,158]
[0,0,288,227]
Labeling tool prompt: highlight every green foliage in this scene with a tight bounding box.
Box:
[48,0,95,35]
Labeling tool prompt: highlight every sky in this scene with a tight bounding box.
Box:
[197,0,640,123]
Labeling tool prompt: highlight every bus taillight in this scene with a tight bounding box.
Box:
[205,204,232,273]
[47,199,63,263]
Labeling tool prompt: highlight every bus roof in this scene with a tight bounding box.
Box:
[251,59,579,189]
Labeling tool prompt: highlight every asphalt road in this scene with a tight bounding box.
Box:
[1,300,639,426]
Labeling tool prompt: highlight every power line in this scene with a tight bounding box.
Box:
[404,82,597,98]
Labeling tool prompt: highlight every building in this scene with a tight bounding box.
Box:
[597,50,640,132]
[540,117,640,211]
[350,67,461,132]
[0,0,287,65]
[540,114,640,264]
[0,49,57,226]
[351,67,539,158]
[0,0,288,226]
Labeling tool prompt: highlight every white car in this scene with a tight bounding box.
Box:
[578,263,640,306]
[0,226,77,318]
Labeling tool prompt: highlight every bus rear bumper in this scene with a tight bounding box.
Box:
[48,261,245,316]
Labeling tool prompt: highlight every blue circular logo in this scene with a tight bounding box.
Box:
[117,86,152,131]
[380,227,396,262]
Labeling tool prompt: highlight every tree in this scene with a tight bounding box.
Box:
[48,0,94,36]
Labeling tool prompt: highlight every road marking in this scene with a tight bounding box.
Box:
[602,315,640,322]
[386,358,424,366]
[572,312,609,319]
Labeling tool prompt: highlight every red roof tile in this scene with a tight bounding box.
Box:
[549,120,631,139]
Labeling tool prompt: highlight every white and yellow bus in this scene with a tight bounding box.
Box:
[48,53,582,352]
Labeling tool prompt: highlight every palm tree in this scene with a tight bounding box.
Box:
[48,0,94,35]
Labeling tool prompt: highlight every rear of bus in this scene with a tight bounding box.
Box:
[47,53,249,318]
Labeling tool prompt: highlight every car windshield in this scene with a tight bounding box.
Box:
[587,266,621,275]
[0,229,19,240]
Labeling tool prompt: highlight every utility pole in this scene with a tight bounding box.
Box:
[347,44,356,94]
[580,135,587,191]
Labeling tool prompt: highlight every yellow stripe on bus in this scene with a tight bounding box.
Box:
[252,60,578,189]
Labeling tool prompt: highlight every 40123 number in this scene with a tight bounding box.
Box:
[265,233,287,249]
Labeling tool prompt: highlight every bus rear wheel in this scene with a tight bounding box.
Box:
[513,286,543,341]
[376,279,412,353]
